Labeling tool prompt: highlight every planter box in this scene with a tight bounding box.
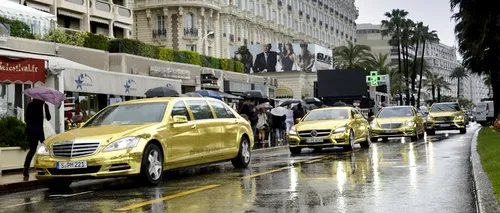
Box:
[0,147,32,174]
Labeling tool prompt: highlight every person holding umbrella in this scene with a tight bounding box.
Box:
[270,106,287,144]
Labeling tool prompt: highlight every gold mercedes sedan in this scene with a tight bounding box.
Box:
[35,97,254,190]
[370,106,425,142]
[425,102,467,135]
[288,106,371,154]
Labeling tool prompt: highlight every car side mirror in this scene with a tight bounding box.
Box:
[172,115,188,124]
[295,118,301,123]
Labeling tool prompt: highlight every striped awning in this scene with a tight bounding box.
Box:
[113,22,131,30]
[26,2,50,12]
[58,9,83,19]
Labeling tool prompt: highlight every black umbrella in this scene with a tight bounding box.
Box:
[243,90,264,99]
[145,87,180,98]
[280,100,305,107]
[303,97,323,105]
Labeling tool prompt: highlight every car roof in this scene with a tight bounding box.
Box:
[382,106,413,109]
[312,106,352,111]
[109,97,220,106]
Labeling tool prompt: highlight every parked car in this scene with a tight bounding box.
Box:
[35,97,254,190]
[370,106,425,142]
[288,106,371,154]
[476,100,494,126]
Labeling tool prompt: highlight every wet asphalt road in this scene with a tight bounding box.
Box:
[0,124,479,213]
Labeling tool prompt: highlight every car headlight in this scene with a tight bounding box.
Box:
[370,122,379,128]
[289,129,297,136]
[456,115,463,120]
[333,126,346,133]
[36,143,50,156]
[406,121,415,127]
[103,137,140,152]
[427,116,434,120]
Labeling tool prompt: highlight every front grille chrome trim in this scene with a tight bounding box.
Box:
[51,140,101,158]
[380,123,403,129]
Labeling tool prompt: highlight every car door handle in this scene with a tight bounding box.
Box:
[191,125,197,129]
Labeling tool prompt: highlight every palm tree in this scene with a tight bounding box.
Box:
[381,9,409,76]
[364,52,394,74]
[389,68,405,96]
[449,66,469,100]
[400,19,415,105]
[416,25,439,108]
[411,22,424,91]
[424,71,440,102]
[436,76,451,102]
[333,41,371,68]
[409,57,430,89]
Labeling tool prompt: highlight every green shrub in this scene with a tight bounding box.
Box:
[138,43,159,59]
[174,51,187,63]
[159,48,175,61]
[0,116,29,150]
[0,17,35,39]
[201,56,221,69]
[179,50,201,66]
[227,59,235,71]
[108,38,141,55]
[234,60,244,73]
[42,28,86,46]
[220,59,229,70]
[83,32,109,50]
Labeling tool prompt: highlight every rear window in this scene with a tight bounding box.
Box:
[431,103,461,112]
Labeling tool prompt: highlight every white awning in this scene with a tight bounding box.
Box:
[26,2,51,12]
[0,0,56,21]
[90,17,109,25]
[58,9,83,19]
[113,22,131,30]
[0,49,182,97]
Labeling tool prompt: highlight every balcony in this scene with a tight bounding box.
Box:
[306,14,310,19]
[58,0,86,13]
[90,0,113,20]
[277,0,282,7]
[152,29,167,38]
[229,34,234,42]
[142,0,220,10]
[114,5,132,25]
[184,28,199,38]
[299,10,303,16]
[287,5,292,11]
[318,1,322,6]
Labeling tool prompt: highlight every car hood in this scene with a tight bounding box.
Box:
[45,123,159,146]
[374,117,413,124]
[295,120,348,131]
[429,111,462,117]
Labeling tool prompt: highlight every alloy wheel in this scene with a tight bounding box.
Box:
[242,140,250,164]
[148,150,162,181]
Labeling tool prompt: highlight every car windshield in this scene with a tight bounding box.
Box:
[377,107,414,118]
[431,103,461,112]
[302,109,349,121]
[84,102,168,127]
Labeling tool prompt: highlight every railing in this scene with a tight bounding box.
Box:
[152,29,167,38]
[116,6,131,17]
[95,0,111,12]
[184,28,198,37]
[229,34,234,42]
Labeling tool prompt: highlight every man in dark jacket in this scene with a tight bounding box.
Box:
[293,103,305,124]
[239,99,258,138]
[24,98,51,177]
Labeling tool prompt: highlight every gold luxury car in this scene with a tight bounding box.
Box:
[288,106,371,154]
[425,102,467,135]
[370,106,425,142]
[35,97,254,190]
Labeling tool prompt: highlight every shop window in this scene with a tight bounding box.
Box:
[186,100,214,120]
[209,100,235,118]
[171,101,191,120]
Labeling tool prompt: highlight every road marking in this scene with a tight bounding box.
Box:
[241,166,293,179]
[114,184,220,211]
[49,191,93,198]
[5,201,38,208]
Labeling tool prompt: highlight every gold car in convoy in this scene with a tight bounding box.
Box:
[288,107,371,154]
[425,102,467,135]
[35,97,254,190]
[370,106,425,142]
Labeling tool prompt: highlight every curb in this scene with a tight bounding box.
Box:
[252,145,287,154]
[470,128,500,213]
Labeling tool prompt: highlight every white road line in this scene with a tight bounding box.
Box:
[5,201,39,208]
[49,191,93,198]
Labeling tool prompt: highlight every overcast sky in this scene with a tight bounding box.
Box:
[355,0,457,47]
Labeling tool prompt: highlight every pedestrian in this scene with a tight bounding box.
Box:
[23,98,51,178]
[272,112,286,144]
[285,105,294,135]
[293,103,304,124]
[239,98,258,139]
[256,109,267,142]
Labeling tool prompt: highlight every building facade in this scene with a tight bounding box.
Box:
[18,0,133,38]
[132,0,358,58]
[464,73,490,104]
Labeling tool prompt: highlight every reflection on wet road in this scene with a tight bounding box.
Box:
[0,125,479,213]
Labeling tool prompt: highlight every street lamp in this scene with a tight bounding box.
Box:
[202,31,214,55]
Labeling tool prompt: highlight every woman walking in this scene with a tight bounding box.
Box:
[23,98,51,178]
[285,106,294,135]
[256,109,267,142]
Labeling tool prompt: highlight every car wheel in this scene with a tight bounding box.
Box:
[360,130,371,148]
[426,129,435,135]
[410,130,419,141]
[45,179,72,191]
[460,128,467,134]
[343,130,355,151]
[313,147,323,152]
[140,143,164,185]
[289,147,302,154]
[371,137,378,143]
[231,137,251,168]
[382,137,389,142]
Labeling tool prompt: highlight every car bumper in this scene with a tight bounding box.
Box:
[370,127,417,138]
[35,148,143,180]
[288,132,350,148]
[426,120,465,130]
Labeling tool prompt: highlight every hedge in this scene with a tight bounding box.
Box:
[159,48,175,62]
[0,116,29,150]
[83,32,109,50]
[0,17,35,39]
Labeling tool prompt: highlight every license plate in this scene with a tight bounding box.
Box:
[56,161,87,170]
[306,138,324,143]
[384,130,398,133]
[438,124,451,127]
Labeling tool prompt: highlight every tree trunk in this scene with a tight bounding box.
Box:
[431,85,436,102]
[457,78,461,101]
[412,40,419,92]
[397,33,402,75]
[405,45,411,105]
[438,88,441,102]
[417,41,426,108]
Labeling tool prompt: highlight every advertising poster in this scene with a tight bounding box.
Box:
[230,43,333,73]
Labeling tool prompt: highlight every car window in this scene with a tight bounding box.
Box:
[302,109,349,121]
[223,105,236,118]
[377,107,414,118]
[171,101,191,121]
[209,100,234,118]
[350,109,355,119]
[186,100,214,120]
[431,103,461,112]
[84,102,168,127]
[354,109,366,119]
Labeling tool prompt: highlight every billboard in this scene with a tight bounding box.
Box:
[230,43,333,73]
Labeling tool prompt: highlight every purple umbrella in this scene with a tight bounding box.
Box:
[24,87,66,105]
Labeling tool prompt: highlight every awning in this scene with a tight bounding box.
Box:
[0,0,56,21]
[0,49,182,97]
[90,17,109,25]
[58,9,83,19]
[113,22,132,30]
[25,2,51,12]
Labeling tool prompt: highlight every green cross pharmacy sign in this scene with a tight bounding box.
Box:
[366,71,381,86]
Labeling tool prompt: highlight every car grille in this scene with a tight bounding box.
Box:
[52,141,101,158]
[298,129,332,137]
[380,123,402,129]
[434,116,455,121]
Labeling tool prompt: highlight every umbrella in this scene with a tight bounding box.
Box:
[145,87,179,97]
[256,102,273,109]
[243,90,264,99]
[24,87,66,105]
[196,90,222,100]
[280,100,306,107]
[183,92,203,97]
[271,107,288,116]
[303,97,323,105]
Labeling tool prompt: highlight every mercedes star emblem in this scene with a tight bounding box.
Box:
[310,130,318,137]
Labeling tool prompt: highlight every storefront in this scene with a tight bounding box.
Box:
[149,65,199,93]
[223,80,252,95]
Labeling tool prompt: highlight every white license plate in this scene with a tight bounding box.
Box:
[438,124,451,127]
[306,138,324,143]
[56,161,87,170]
[384,130,398,133]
